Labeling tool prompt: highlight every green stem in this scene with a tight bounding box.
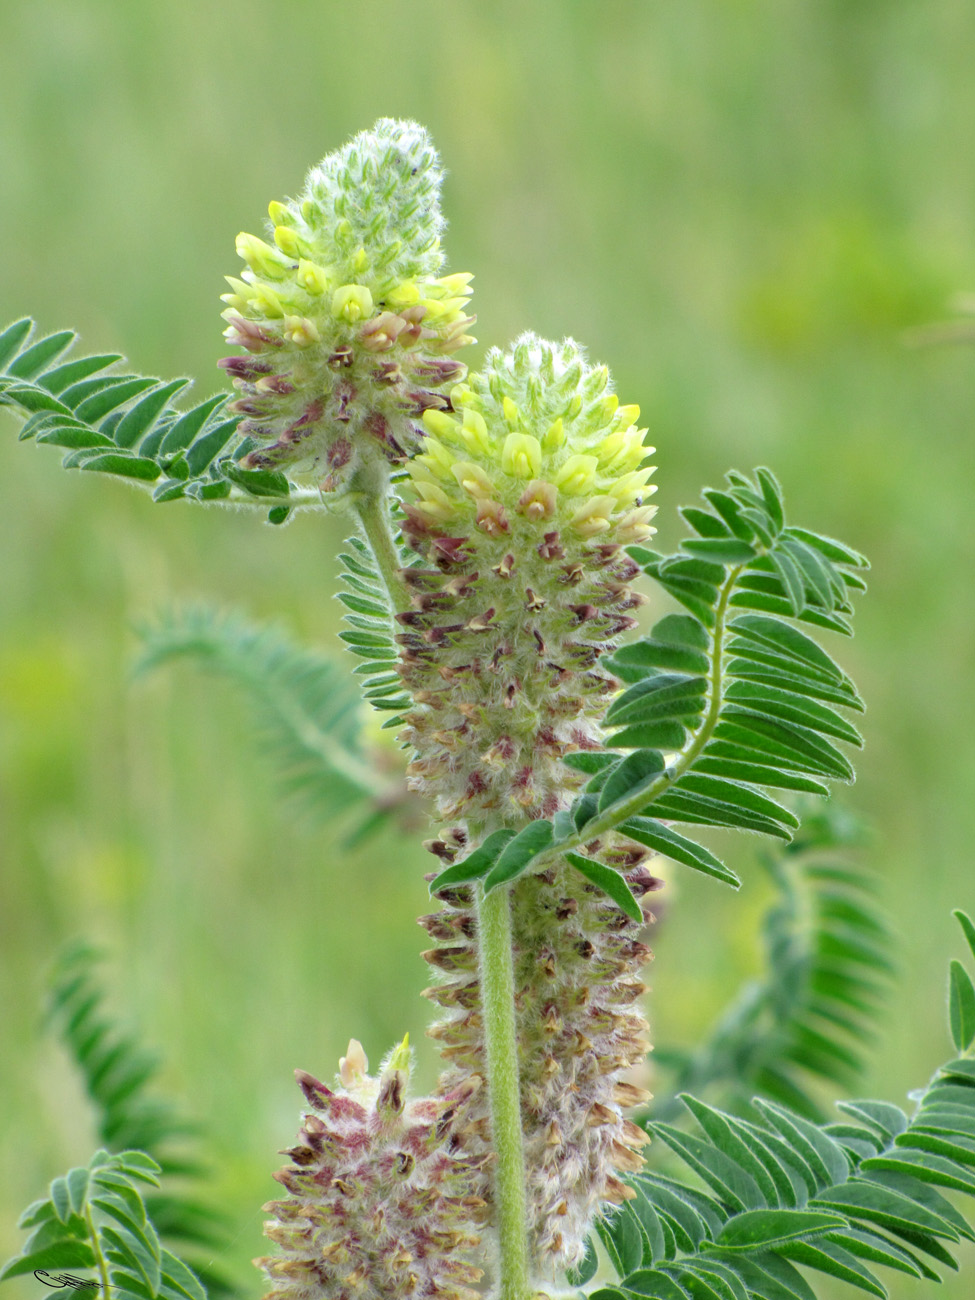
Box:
[84,1204,111,1300]
[476,883,530,1300]
[349,456,412,616]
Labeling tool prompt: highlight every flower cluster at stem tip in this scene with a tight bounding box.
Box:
[407,334,657,550]
[220,118,474,492]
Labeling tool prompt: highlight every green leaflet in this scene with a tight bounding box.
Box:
[45,946,236,1296]
[949,959,975,1052]
[651,806,893,1123]
[0,317,312,521]
[485,472,867,908]
[136,603,402,837]
[430,829,517,891]
[1,1151,205,1300]
[483,821,556,890]
[603,929,975,1300]
[564,852,643,923]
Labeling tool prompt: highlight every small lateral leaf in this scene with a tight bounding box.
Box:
[836,1100,908,1141]
[484,821,555,890]
[779,1238,886,1298]
[49,1176,71,1223]
[184,418,239,476]
[597,749,665,814]
[113,379,189,449]
[40,353,121,395]
[75,375,158,423]
[158,395,227,454]
[565,852,643,923]
[563,750,621,775]
[617,1270,688,1300]
[612,721,689,751]
[6,329,76,379]
[954,910,975,964]
[79,453,161,481]
[65,1166,90,1213]
[619,817,740,887]
[429,829,516,892]
[160,1250,207,1300]
[0,317,34,368]
[756,467,785,531]
[0,1242,97,1281]
[224,464,291,497]
[949,960,975,1052]
[715,1209,847,1251]
[682,537,757,563]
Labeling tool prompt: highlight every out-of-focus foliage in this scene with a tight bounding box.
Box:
[45,946,237,1297]
[652,803,894,1122]
[2,5,974,1297]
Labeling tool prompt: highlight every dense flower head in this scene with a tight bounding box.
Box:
[219,119,474,490]
[397,334,655,825]
[257,1037,488,1300]
[405,333,657,549]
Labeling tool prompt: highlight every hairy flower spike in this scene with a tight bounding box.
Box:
[258,1040,487,1300]
[401,333,655,825]
[219,119,475,491]
[400,334,658,1271]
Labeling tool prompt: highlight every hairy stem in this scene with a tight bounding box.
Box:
[476,883,529,1300]
[349,455,412,617]
[84,1204,112,1300]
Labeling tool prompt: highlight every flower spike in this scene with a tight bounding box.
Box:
[219,119,475,493]
[258,1040,487,1300]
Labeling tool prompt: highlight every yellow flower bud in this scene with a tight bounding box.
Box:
[354,246,369,273]
[609,468,657,507]
[332,284,374,323]
[553,454,598,496]
[415,437,456,480]
[387,1033,411,1074]
[236,232,289,281]
[423,409,463,442]
[297,259,330,296]
[283,315,321,346]
[616,403,641,427]
[599,393,619,420]
[594,430,628,468]
[542,418,565,452]
[570,495,617,537]
[598,428,651,475]
[221,276,256,310]
[501,432,543,480]
[386,280,421,308]
[617,505,658,543]
[434,272,474,294]
[414,479,455,512]
[502,396,521,429]
[252,283,285,318]
[267,200,293,227]
[451,461,496,499]
[273,225,305,260]
[460,408,491,456]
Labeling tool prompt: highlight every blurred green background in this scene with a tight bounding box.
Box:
[1,3,974,1296]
